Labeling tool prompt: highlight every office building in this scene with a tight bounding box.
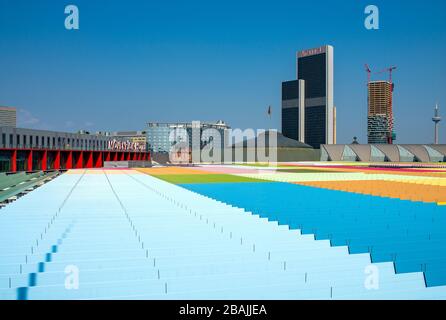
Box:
[147,121,230,153]
[281,45,334,149]
[0,107,17,127]
[333,106,337,144]
[0,127,149,172]
[109,131,148,151]
[367,81,394,144]
[282,80,305,142]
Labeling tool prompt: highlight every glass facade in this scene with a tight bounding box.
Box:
[147,122,230,154]
[370,145,387,162]
[341,145,358,161]
[424,145,445,162]
[282,108,299,141]
[0,151,11,172]
[298,52,328,149]
[16,151,28,171]
[320,146,329,161]
[305,106,326,148]
[397,146,416,162]
[281,80,300,142]
[32,152,41,170]
[368,115,391,144]
[282,46,333,149]
[147,124,172,153]
[298,53,327,99]
[282,80,299,100]
[322,144,445,163]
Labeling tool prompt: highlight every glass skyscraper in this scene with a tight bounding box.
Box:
[281,45,335,149]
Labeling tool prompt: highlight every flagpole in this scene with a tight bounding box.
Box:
[267,105,272,166]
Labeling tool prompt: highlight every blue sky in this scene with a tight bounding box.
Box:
[0,0,445,144]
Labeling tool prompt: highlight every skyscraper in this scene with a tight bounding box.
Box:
[367,81,393,144]
[333,106,337,144]
[282,79,305,143]
[281,45,334,149]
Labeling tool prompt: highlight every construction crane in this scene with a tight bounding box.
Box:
[364,64,372,84]
[377,66,397,144]
[385,66,397,83]
[377,66,397,86]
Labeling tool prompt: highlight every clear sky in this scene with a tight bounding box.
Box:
[0,0,445,144]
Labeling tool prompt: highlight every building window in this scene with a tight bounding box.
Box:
[424,145,445,162]
[1,133,5,146]
[41,136,44,147]
[16,135,20,147]
[9,134,13,147]
[398,146,416,162]
[341,146,359,162]
[47,137,50,148]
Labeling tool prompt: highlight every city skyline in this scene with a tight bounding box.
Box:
[0,0,445,144]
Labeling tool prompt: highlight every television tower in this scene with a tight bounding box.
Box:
[432,103,441,144]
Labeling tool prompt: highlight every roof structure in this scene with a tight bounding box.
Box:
[321,144,446,163]
[234,131,313,149]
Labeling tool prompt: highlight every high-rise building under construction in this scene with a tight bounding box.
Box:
[367,80,394,144]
